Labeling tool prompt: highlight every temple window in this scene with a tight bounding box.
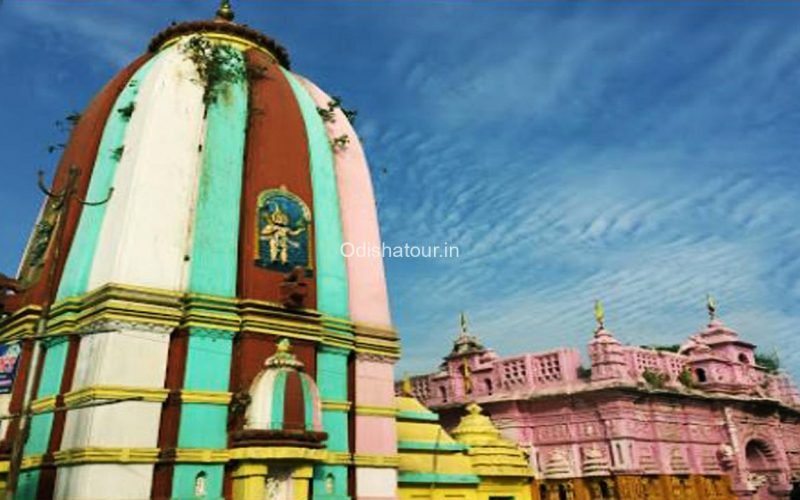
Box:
[695,368,707,383]
[194,471,207,498]
[439,386,448,402]
[739,353,750,364]
[485,378,493,395]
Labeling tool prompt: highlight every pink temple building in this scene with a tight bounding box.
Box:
[402,303,800,499]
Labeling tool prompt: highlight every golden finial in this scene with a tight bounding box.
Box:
[465,402,482,416]
[460,311,468,334]
[216,0,235,21]
[594,300,605,329]
[706,294,717,322]
[401,373,413,397]
[265,338,303,369]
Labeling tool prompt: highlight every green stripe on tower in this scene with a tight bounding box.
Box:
[270,370,287,430]
[55,57,158,300]
[175,50,246,474]
[299,374,315,430]
[282,69,349,319]
[188,50,248,297]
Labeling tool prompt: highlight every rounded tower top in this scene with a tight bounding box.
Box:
[241,339,326,447]
[10,1,393,332]
[148,1,291,67]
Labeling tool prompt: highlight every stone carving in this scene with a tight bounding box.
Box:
[581,445,610,475]
[545,448,573,478]
[717,443,735,470]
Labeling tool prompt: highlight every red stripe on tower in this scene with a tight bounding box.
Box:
[17,54,152,309]
[237,49,317,306]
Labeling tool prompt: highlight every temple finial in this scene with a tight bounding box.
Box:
[265,338,303,369]
[460,311,468,334]
[594,300,605,330]
[706,293,717,322]
[401,373,413,397]
[216,0,235,21]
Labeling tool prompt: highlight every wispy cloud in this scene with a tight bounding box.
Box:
[1,2,798,380]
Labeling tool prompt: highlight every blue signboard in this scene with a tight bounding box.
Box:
[0,342,22,394]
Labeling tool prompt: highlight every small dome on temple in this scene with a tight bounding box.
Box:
[238,339,326,447]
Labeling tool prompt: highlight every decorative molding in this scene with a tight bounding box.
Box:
[228,446,328,462]
[323,451,351,465]
[321,400,352,412]
[187,327,236,341]
[47,283,184,336]
[353,322,397,340]
[64,386,169,407]
[29,395,58,414]
[53,447,160,465]
[1,284,401,359]
[318,344,351,356]
[173,448,230,463]
[354,352,398,363]
[355,405,397,418]
[0,305,42,341]
[20,453,44,470]
[352,454,400,468]
[180,390,232,405]
[77,319,174,336]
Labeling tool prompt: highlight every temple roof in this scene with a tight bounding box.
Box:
[148,1,291,67]
[450,402,532,477]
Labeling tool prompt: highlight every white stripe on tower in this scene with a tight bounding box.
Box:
[87,41,206,292]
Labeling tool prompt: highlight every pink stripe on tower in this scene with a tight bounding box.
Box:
[296,77,392,329]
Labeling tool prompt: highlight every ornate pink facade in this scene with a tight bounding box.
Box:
[404,309,800,499]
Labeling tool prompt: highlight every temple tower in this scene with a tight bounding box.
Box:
[0,3,398,499]
[588,301,628,383]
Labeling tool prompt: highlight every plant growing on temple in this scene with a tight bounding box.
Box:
[755,352,780,374]
[640,344,681,353]
[577,366,592,380]
[677,369,694,388]
[111,146,125,162]
[331,134,350,150]
[245,61,268,80]
[47,143,66,154]
[55,111,82,133]
[642,369,668,389]
[47,111,82,154]
[316,95,358,125]
[181,35,246,106]
[117,102,135,121]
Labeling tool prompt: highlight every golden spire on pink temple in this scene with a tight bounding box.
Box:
[594,299,605,330]
[707,293,717,322]
[460,311,468,334]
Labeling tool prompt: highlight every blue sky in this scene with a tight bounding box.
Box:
[1,1,799,379]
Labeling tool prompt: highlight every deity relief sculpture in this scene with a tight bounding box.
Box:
[261,205,304,264]
[255,187,311,273]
